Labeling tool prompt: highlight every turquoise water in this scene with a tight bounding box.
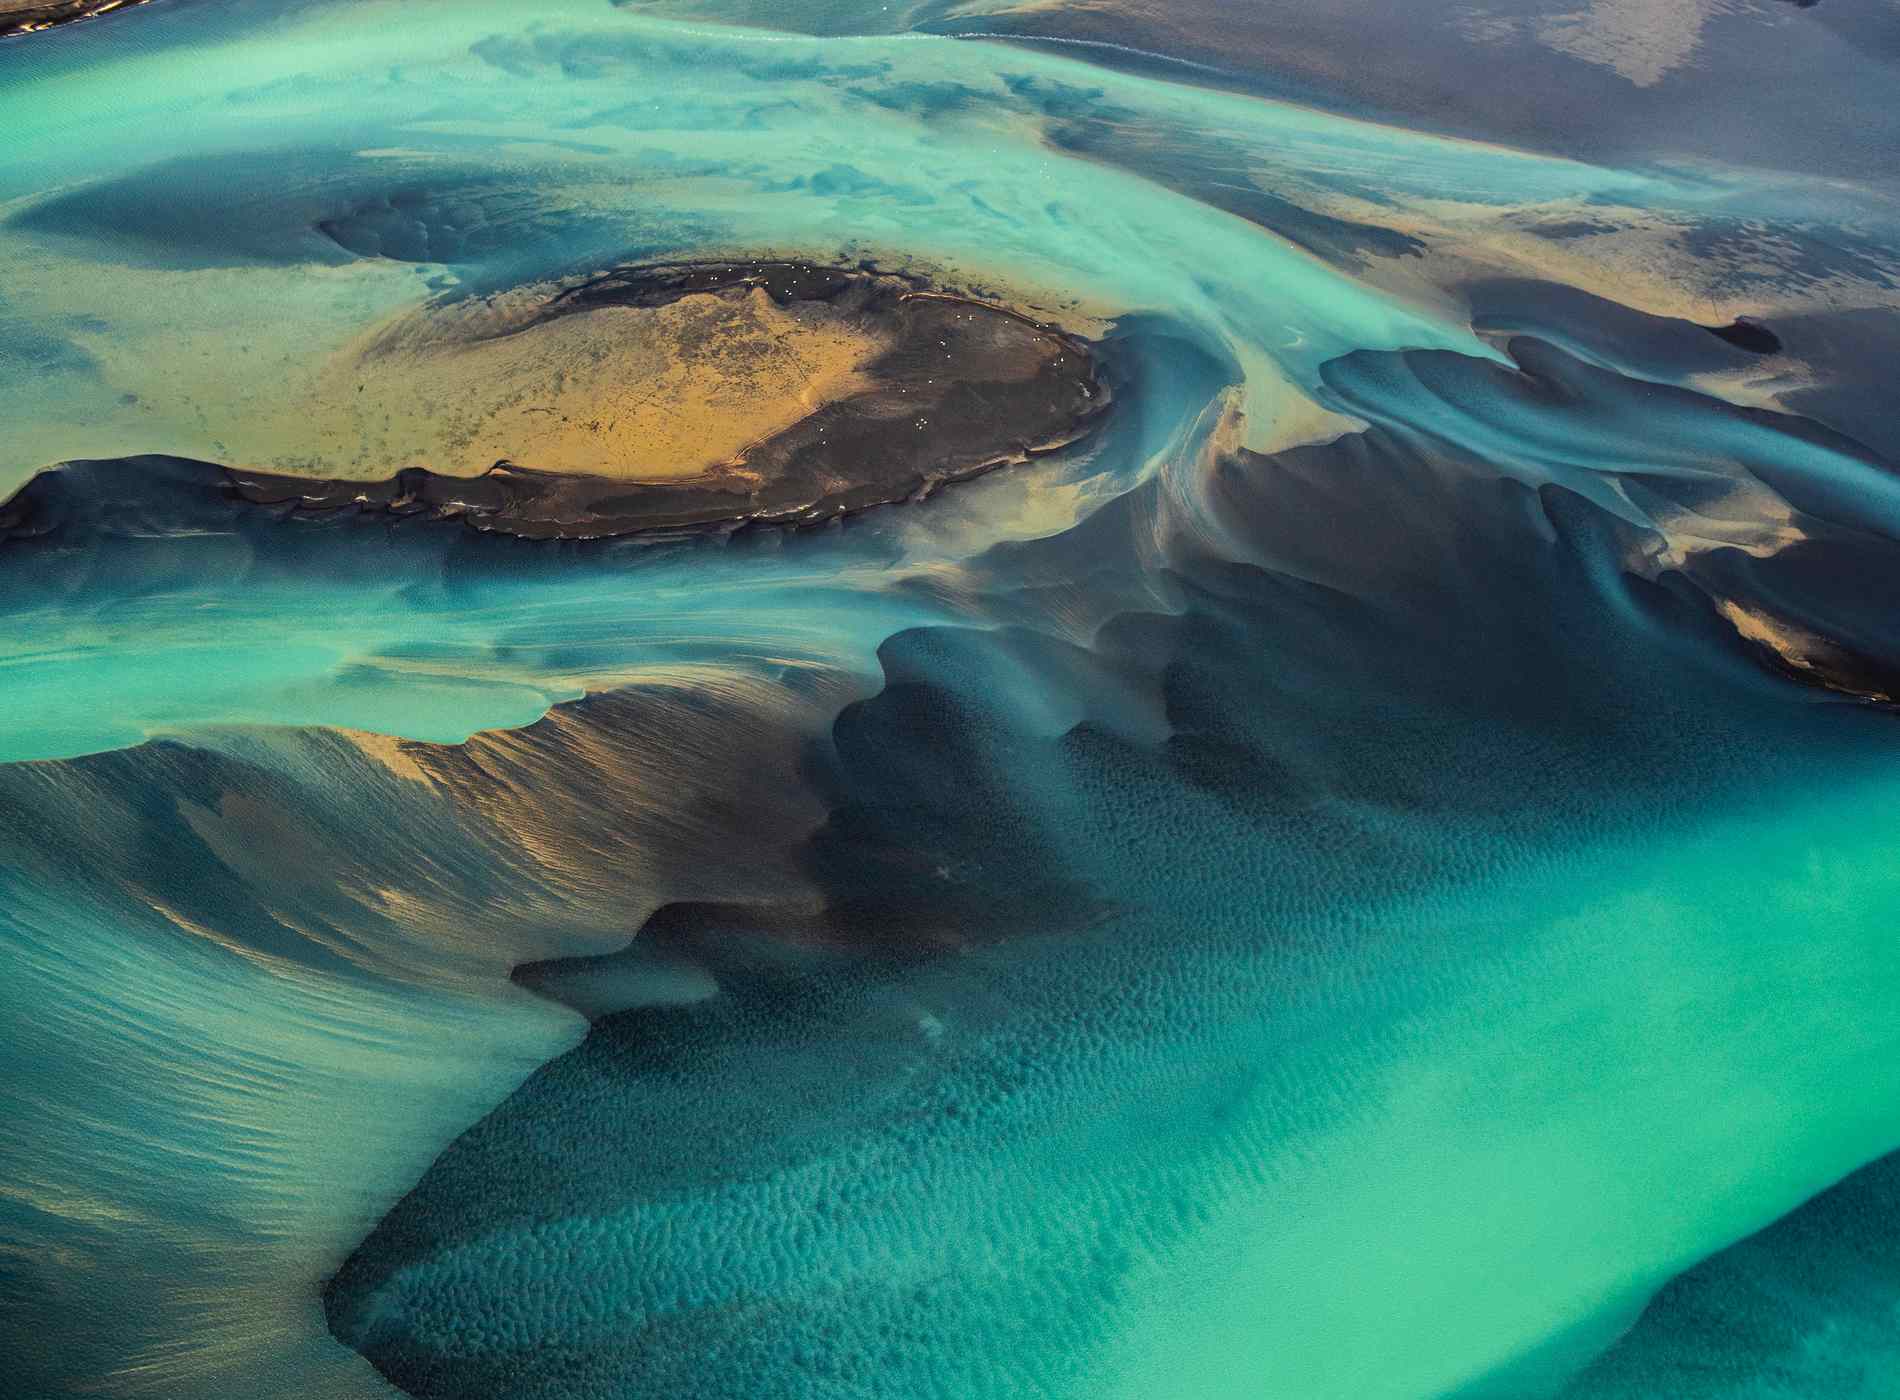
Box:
[4,3,1900,1398]
[1562,1146,1900,1397]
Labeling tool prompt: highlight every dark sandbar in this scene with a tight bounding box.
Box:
[0,0,155,39]
[1704,317,1783,355]
[2,262,1108,541]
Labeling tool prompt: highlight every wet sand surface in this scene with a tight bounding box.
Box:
[4,6,1900,1400]
[2,261,1107,539]
[0,0,155,39]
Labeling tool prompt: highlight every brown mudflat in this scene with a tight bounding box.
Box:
[228,261,1109,539]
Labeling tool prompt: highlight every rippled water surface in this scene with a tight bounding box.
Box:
[4,2,1900,1397]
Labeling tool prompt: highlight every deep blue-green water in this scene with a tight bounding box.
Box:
[3,2,1900,1397]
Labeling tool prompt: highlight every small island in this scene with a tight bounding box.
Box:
[1,261,1109,541]
[229,261,1108,538]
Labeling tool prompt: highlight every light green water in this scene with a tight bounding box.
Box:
[3,5,1900,1399]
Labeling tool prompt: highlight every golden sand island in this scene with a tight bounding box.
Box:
[220,262,1106,539]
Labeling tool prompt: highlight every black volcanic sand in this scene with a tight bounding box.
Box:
[1705,318,1782,355]
[1561,1147,1900,1398]
[317,338,1900,1398]
[229,262,1105,538]
[899,0,1896,185]
[0,0,156,38]
[0,262,1108,541]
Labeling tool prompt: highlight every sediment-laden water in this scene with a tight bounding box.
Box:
[3,2,1898,1397]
